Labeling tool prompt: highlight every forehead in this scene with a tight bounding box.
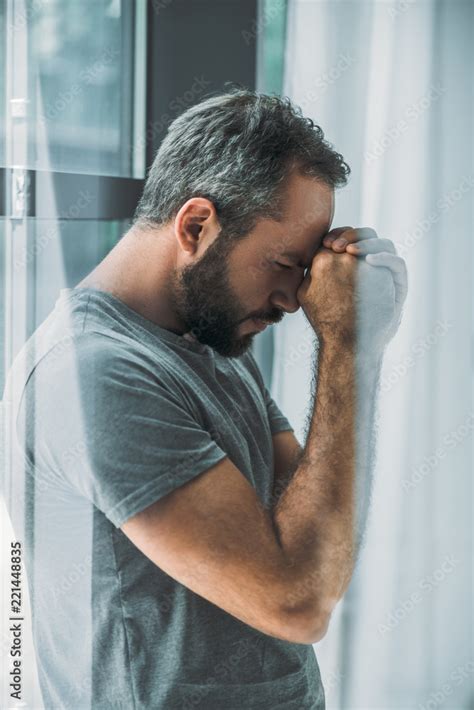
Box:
[280,170,335,229]
[236,171,335,264]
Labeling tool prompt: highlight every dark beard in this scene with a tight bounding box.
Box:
[169,234,262,358]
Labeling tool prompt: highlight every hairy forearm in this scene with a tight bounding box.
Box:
[271,337,383,619]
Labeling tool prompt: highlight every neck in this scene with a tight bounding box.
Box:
[76,224,187,334]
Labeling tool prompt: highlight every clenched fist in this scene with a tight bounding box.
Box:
[297,227,408,353]
[296,247,358,345]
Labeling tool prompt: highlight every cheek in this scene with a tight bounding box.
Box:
[229,257,276,303]
[249,261,280,290]
[235,268,270,300]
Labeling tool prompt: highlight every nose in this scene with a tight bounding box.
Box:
[270,289,301,315]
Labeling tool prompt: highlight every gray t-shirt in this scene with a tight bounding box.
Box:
[2,287,324,709]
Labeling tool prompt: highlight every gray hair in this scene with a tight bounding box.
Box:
[133,86,350,240]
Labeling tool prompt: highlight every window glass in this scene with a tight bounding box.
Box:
[0,3,5,166]
[32,220,128,324]
[259,0,288,94]
[29,0,138,176]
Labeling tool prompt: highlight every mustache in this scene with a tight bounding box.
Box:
[237,309,284,325]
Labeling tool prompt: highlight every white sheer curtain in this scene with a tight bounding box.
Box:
[271,1,473,707]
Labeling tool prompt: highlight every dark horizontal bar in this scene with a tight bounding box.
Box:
[0,168,145,220]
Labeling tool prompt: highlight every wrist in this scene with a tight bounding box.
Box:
[318,331,355,355]
[355,345,385,382]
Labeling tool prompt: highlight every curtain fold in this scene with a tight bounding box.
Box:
[274,1,473,706]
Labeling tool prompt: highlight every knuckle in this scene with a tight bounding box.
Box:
[313,250,332,268]
[342,227,358,241]
[381,239,397,253]
[340,251,356,266]
[359,227,378,239]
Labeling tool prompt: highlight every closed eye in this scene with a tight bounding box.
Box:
[274,261,292,270]
[274,261,309,277]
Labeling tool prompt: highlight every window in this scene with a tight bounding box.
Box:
[1,4,147,706]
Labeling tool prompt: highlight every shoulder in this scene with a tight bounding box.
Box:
[26,330,168,400]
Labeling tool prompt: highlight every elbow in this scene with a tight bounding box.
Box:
[257,561,340,644]
[288,607,331,645]
[271,599,332,645]
[308,611,331,643]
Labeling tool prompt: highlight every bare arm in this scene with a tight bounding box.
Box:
[270,430,303,507]
[121,247,397,645]
[269,246,394,624]
[272,339,383,623]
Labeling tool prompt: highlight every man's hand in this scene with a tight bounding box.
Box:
[320,226,408,344]
[297,234,404,352]
[296,247,358,345]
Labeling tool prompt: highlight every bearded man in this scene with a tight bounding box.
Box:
[3,88,407,709]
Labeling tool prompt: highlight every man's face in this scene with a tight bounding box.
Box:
[170,171,335,358]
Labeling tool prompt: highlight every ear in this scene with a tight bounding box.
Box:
[174,197,220,256]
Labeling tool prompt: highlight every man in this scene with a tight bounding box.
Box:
[3,89,406,709]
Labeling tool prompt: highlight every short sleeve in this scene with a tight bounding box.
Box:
[17,333,228,528]
[262,384,294,436]
[242,350,294,436]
